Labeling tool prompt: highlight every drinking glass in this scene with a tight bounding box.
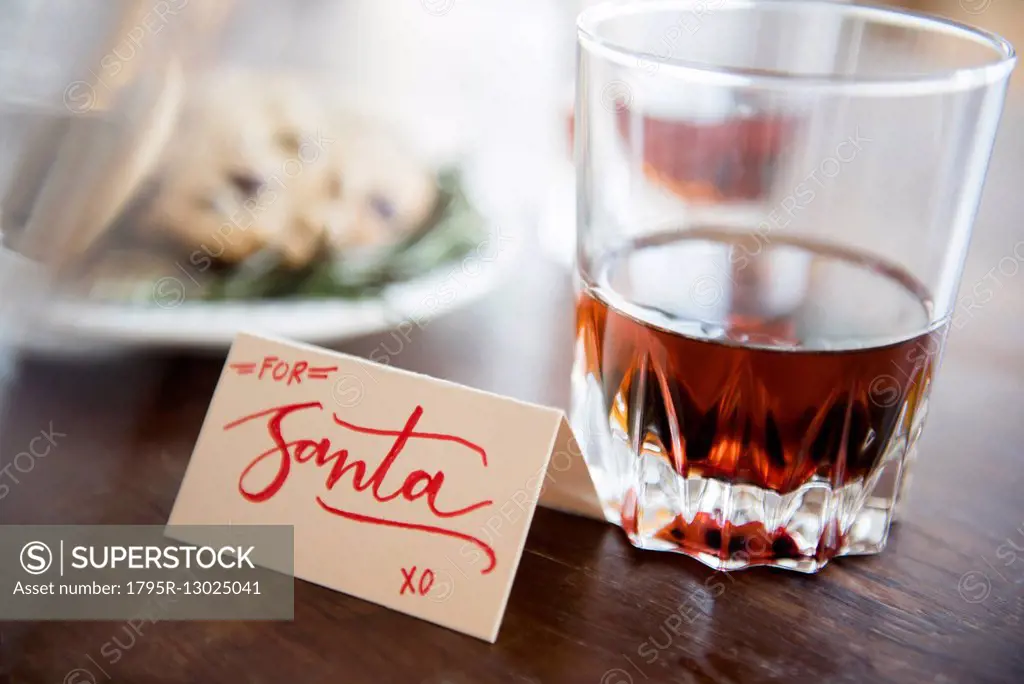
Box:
[571,0,1015,572]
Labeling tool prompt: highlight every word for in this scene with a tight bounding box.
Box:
[230,357,338,385]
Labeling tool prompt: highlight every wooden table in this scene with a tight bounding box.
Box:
[3,216,1023,684]
[3,32,1024,684]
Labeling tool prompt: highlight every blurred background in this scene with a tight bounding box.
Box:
[0,0,1020,359]
[0,0,1018,430]
[0,1,1022,679]
[0,0,1020,361]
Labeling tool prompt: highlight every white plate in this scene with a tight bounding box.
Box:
[14,221,520,353]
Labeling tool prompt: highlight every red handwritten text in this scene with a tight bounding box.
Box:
[400,566,435,596]
[224,402,497,573]
[228,358,338,385]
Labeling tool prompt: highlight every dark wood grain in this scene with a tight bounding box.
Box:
[3,19,1024,684]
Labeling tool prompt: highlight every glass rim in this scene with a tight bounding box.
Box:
[577,0,1017,94]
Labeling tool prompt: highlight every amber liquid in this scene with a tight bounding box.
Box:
[575,229,945,566]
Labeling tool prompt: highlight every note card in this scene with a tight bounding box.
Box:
[168,333,603,642]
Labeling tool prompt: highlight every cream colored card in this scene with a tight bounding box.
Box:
[168,333,603,642]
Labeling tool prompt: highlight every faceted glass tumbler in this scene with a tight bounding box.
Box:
[570,0,1015,572]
